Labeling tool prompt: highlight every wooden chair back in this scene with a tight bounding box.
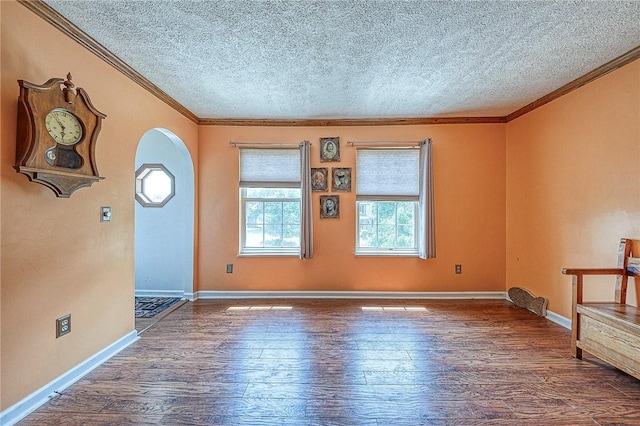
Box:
[616,238,638,304]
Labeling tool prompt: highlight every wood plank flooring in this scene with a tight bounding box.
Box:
[19,299,640,425]
[135,299,189,334]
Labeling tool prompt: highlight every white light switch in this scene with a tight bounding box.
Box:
[101,206,112,222]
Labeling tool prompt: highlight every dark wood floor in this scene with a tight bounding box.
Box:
[135,299,189,334]
[19,299,640,425]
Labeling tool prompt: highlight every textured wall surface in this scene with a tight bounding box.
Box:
[506,60,640,318]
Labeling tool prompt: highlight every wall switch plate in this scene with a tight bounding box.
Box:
[226,264,233,273]
[101,206,112,222]
[56,314,71,338]
[455,264,462,274]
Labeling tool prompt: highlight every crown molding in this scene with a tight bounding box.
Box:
[506,45,640,122]
[198,116,507,126]
[19,0,199,124]
[21,1,639,127]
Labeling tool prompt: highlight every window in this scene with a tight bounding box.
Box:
[357,200,417,251]
[356,149,420,255]
[135,163,175,207]
[240,149,301,255]
[242,187,300,252]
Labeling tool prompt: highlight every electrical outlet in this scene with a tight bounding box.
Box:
[455,264,462,274]
[56,314,71,338]
[226,264,233,273]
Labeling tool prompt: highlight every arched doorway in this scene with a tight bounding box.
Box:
[134,128,194,299]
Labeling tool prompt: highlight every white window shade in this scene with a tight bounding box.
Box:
[356,149,419,196]
[240,148,300,186]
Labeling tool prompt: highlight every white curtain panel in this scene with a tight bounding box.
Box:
[418,139,436,259]
[300,141,314,259]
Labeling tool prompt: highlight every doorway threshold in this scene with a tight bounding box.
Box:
[135,299,188,334]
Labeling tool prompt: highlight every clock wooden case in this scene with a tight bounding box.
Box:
[16,73,106,197]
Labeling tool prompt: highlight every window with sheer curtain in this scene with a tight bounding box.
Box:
[355,140,435,258]
[239,148,301,255]
[356,148,420,255]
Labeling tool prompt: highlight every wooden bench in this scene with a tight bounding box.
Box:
[562,238,640,379]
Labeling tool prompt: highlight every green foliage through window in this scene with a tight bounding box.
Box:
[357,201,417,252]
[242,188,301,252]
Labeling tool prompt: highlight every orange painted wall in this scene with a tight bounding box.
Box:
[198,125,506,293]
[0,2,198,409]
[506,60,640,319]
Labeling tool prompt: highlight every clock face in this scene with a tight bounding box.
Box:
[45,108,83,146]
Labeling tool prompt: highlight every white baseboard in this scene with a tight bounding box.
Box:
[0,331,138,426]
[134,289,186,298]
[545,309,571,329]
[195,290,507,300]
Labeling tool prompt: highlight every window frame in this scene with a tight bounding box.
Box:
[355,147,421,257]
[238,147,302,256]
[134,163,175,208]
[239,186,301,256]
[355,197,419,256]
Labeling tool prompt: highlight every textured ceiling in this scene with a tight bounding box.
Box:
[44,0,640,120]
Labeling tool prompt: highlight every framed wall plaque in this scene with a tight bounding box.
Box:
[311,167,328,191]
[320,137,340,162]
[320,195,339,218]
[331,168,351,192]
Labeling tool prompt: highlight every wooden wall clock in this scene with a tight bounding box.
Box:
[15,73,106,197]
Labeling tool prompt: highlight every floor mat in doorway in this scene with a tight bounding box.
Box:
[135,297,182,318]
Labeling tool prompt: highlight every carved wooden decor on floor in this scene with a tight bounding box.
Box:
[508,286,549,316]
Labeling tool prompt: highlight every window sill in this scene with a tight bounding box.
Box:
[238,251,300,258]
[355,251,419,257]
